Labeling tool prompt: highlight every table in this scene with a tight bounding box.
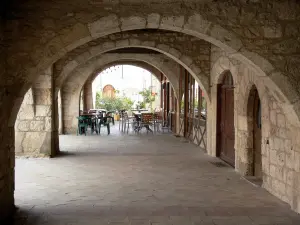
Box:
[131,109,148,113]
[132,112,154,133]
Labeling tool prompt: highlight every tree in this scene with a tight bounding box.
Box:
[95,91,134,111]
[139,88,156,109]
[95,91,102,109]
[137,101,146,109]
[122,97,134,110]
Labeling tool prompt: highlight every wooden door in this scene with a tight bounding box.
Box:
[217,73,235,167]
[253,90,262,177]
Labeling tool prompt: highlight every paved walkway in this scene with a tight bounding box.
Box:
[14,125,300,224]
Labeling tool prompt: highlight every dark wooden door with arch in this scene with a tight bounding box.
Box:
[217,73,235,167]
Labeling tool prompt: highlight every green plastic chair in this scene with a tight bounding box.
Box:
[77,116,88,135]
[98,117,110,135]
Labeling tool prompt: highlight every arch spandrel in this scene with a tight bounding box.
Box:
[54,30,211,101]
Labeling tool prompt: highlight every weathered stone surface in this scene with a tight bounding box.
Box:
[13,132,300,224]
[22,132,46,153]
[34,89,52,105]
[121,16,146,31]
[16,121,30,132]
[35,105,51,117]
[1,0,300,221]
[29,121,45,131]
[15,73,57,159]
[263,25,282,38]
[17,106,35,120]
[54,30,211,93]
[88,14,121,38]
[147,13,160,28]
[210,46,300,214]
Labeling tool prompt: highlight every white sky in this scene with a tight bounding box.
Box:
[93,65,157,92]
[92,65,161,108]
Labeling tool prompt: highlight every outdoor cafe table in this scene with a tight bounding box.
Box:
[131,109,148,113]
[132,112,154,132]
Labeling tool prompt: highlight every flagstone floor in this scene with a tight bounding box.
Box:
[12,125,300,225]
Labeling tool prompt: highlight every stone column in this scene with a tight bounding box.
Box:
[0,124,15,222]
[57,90,63,134]
[176,98,180,134]
[15,68,59,157]
[62,88,81,134]
[83,79,93,111]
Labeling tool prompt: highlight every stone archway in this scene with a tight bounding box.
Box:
[82,61,168,113]
[61,53,180,133]
[4,4,300,164]
[7,8,300,126]
[54,30,211,101]
[2,2,300,220]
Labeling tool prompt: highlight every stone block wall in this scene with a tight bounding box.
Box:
[15,68,59,157]
[262,96,294,207]
[1,1,300,221]
[209,45,300,214]
[54,30,211,96]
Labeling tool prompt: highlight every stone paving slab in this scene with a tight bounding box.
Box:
[11,125,300,224]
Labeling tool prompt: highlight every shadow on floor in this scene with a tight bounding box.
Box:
[54,151,78,158]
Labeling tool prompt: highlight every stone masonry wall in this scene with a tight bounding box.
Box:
[15,68,59,157]
[209,45,300,214]
[54,30,211,96]
[1,0,300,222]
[5,1,300,121]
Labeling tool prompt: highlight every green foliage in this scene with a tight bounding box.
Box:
[95,91,134,111]
[137,101,146,109]
[139,88,156,105]
[138,88,156,110]
[95,92,102,109]
[122,97,135,110]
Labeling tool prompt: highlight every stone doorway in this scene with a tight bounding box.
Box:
[248,86,263,181]
[217,72,235,167]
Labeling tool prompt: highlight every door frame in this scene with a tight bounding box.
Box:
[216,72,235,167]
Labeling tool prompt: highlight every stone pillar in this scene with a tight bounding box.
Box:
[57,90,63,134]
[83,79,93,111]
[15,68,59,157]
[176,98,180,134]
[206,84,217,157]
[0,124,15,222]
[62,89,81,134]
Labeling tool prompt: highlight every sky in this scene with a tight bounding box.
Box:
[92,65,161,108]
[92,65,158,93]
